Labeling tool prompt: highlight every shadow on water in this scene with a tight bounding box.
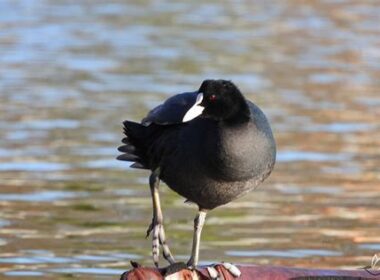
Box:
[0,0,379,279]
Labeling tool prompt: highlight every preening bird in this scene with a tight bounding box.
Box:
[117,79,276,276]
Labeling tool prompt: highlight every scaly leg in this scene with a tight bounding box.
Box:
[187,209,207,268]
[146,171,175,266]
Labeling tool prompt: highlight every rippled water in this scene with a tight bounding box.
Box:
[1,0,380,279]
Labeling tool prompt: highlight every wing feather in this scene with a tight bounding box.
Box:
[142,92,197,126]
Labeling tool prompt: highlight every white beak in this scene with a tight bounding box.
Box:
[182,93,204,122]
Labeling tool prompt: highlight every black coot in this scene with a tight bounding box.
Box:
[118,79,276,272]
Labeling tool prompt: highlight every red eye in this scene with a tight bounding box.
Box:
[209,94,217,101]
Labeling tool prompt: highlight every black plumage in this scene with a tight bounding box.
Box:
[117,79,276,270]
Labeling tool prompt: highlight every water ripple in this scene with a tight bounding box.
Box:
[0,191,86,202]
[226,249,342,258]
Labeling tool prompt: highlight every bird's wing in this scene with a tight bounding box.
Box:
[141,92,197,126]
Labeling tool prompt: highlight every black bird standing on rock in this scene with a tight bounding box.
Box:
[117,79,276,276]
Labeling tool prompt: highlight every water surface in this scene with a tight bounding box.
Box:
[0,0,379,279]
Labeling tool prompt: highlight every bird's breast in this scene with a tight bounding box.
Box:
[200,122,273,181]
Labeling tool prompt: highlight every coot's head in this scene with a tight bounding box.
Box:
[183,79,250,123]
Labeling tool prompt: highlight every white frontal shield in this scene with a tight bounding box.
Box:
[182,93,204,122]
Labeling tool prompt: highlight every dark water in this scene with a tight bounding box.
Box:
[1,0,380,279]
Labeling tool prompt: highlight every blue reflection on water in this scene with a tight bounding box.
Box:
[0,219,10,227]
[49,267,125,275]
[1,252,141,276]
[358,243,380,250]
[304,122,377,133]
[0,162,70,172]
[277,151,351,162]
[275,184,343,195]
[226,249,342,258]
[4,271,45,277]
[0,191,86,202]
[0,256,73,264]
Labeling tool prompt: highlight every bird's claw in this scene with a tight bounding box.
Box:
[146,217,175,266]
[145,219,154,238]
[206,263,241,279]
[162,262,241,279]
[152,223,161,266]
[222,262,241,277]
[207,266,219,279]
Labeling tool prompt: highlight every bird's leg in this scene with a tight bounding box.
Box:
[187,209,207,268]
[147,171,175,266]
[158,220,175,265]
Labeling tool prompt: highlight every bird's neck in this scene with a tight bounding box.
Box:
[222,99,250,126]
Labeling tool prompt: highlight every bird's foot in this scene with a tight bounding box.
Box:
[162,262,188,276]
[206,263,241,279]
[149,218,161,267]
[145,219,154,239]
[187,258,241,279]
[186,258,195,270]
[146,218,175,266]
[162,262,241,279]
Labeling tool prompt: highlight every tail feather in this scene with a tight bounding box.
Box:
[116,153,140,162]
[117,144,136,154]
[117,120,150,169]
[130,162,146,169]
[121,137,130,144]
[123,120,147,138]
